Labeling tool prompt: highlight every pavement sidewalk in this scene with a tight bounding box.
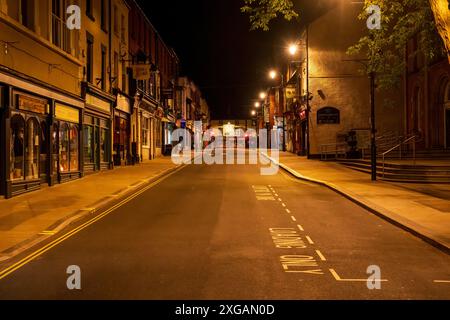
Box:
[265,152,450,253]
[0,157,180,260]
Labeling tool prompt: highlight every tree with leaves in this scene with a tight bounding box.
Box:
[242,0,446,89]
[240,0,298,31]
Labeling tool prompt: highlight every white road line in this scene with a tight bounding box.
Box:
[315,250,327,261]
[297,224,304,232]
[281,203,286,207]
[306,236,314,245]
[291,216,297,222]
[434,280,450,283]
[278,198,282,202]
[274,194,279,197]
[286,209,291,214]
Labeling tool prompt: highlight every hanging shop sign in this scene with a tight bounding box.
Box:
[55,103,79,123]
[131,64,151,81]
[286,87,296,99]
[317,106,340,124]
[17,94,47,114]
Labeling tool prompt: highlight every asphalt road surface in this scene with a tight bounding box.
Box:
[0,159,449,299]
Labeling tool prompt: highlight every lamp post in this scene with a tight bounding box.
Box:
[343,58,377,181]
[268,70,286,152]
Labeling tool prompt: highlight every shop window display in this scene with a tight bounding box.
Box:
[59,123,69,172]
[10,115,25,181]
[25,118,40,180]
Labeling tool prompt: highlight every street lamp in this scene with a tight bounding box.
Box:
[255,102,261,108]
[251,110,256,116]
[267,69,286,152]
[269,70,277,80]
[288,44,299,56]
[259,92,267,100]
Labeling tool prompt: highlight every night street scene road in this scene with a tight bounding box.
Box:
[0,0,450,316]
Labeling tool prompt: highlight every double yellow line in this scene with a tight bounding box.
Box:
[0,165,185,281]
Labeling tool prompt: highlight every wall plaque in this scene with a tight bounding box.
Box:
[317,107,340,124]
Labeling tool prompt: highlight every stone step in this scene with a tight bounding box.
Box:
[337,160,450,183]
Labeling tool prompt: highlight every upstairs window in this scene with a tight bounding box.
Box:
[86,0,93,20]
[101,0,108,32]
[113,5,119,36]
[51,0,71,53]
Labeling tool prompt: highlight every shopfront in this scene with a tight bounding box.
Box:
[83,93,113,173]
[54,103,82,183]
[113,94,131,166]
[141,112,152,161]
[137,97,157,161]
[6,92,49,197]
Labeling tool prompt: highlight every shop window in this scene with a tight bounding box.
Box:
[39,121,47,177]
[142,117,150,147]
[52,123,59,173]
[69,125,79,172]
[25,118,40,180]
[10,115,25,181]
[101,127,108,163]
[59,123,70,173]
[100,119,109,163]
[156,119,161,148]
[83,125,94,164]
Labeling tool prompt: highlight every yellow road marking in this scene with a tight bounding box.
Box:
[291,216,297,222]
[315,250,327,261]
[286,209,291,214]
[329,269,388,282]
[306,236,314,245]
[297,224,304,232]
[281,203,286,207]
[434,280,450,283]
[278,198,282,202]
[0,165,185,281]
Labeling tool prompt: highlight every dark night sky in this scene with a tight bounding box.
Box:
[137,0,333,119]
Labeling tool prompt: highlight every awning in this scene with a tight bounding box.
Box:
[161,117,171,123]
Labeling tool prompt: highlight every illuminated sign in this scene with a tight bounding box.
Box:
[17,94,47,114]
[55,103,80,123]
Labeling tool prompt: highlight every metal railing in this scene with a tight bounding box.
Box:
[361,130,400,159]
[320,143,347,161]
[382,135,418,177]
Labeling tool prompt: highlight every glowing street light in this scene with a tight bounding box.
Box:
[269,70,277,80]
[254,102,261,108]
[288,43,299,56]
[251,110,256,116]
[259,92,267,100]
